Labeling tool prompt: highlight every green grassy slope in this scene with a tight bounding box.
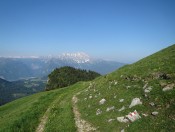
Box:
[44,82,88,131]
[0,91,58,132]
[0,82,88,132]
[77,44,175,131]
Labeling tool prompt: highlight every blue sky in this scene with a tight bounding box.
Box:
[0,0,175,63]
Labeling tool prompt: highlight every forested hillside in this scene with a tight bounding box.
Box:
[46,66,100,90]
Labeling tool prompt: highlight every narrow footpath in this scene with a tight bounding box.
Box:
[72,95,97,132]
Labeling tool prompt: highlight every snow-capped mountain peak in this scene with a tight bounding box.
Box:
[60,52,91,63]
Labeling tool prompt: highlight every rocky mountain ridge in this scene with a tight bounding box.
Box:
[0,52,125,81]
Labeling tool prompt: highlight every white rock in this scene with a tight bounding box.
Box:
[89,96,92,99]
[151,111,158,116]
[144,94,148,98]
[99,98,106,105]
[106,106,115,112]
[118,106,125,112]
[96,109,102,115]
[117,117,129,123]
[114,81,118,85]
[148,86,152,90]
[126,110,141,122]
[144,89,150,93]
[144,86,152,93]
[129,98,142,108]
[108,119,115,122]
[114,95,117,99]
[119,99,124,102]
[126,86,131,89]
[142,113,148,117]
[162,84,174,91]
[121,129,125,132]
[143,83,148,89]
[149,102,155,106]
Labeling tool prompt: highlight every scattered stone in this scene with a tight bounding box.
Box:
[114,81,118,85]
[157,105,162,110]
[159,73,171,80]
[129,98,142,108]
[166,104,170,109]
[108,119,115,122]
[94,95,98,98]
[126,86,131,89]
[160,82,167,87]
[144,94,148,98]
[143,83,148,89]
[162,84,174,91]
[149,102,155,106]
[121,129,125,132]
[118,106,125,112]
[151,111,158,116]
[144,86,152,93]
[119,99,124,102]
[89,96,92,99]
[152,72,170,80]
[99,98,106,105]
[117,110,141,123]
[125,76,130,80]
[96,109,102,115]
[142,113,148,117]
[106,106,115,112]
[126,110,141,122]
[117,117,129,123]
[114,95,117,99]
[84,98,87,101]
[88,105,91,108]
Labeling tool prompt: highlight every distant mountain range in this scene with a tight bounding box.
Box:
[0,52,125,81]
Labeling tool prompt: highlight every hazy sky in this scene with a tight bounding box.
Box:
[0,0,175,63]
